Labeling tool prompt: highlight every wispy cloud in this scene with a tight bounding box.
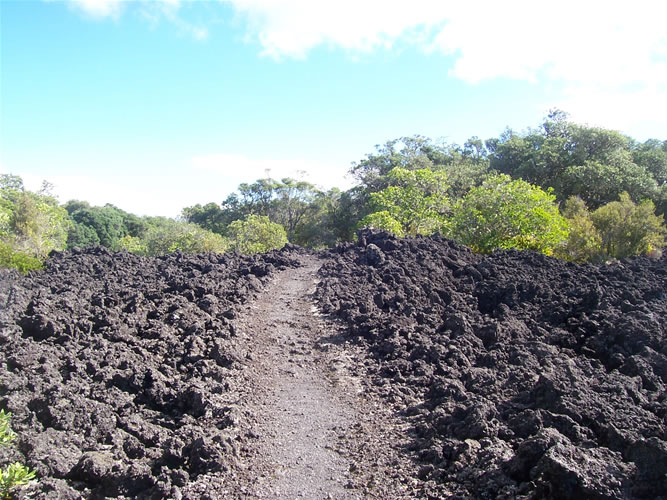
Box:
[65,0,208,40]
[226,0,667,134]
[66,0,125,18]
[55,1,667,135]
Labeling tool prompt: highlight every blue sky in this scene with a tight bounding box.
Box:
[2,0,666,216]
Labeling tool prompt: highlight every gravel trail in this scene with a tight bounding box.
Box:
[229,255,423,499]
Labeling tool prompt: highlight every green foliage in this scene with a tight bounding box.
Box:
[121,218,229,257]
[556,197,603,262]
[227,214,288,254]
[556,159,658,210]
[62,199,90,215]
[350,136,447,192]
[360,168,450,237]
[66,204,149,250]
[185,177,328,247]
[117,235,148,255]
[68,206,127,249]
[0,463,36,499]
[0,410,36,498]
[486,110,662,211]
[359,211,405,237]
[0,411,15,446]
[290,188,347,248]
[67,221,101,248]
[590,192,665,259]
[0,175,69,266]
[0,242,44,274]
[558,193,666,261]
[450,174,569,254]
[324,187,369,243]
[631,139,667,185]
[181,202,229,235]
[351,135,489,196]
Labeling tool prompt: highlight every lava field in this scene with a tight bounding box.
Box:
[1,232,666,499]
[317,231,667,499]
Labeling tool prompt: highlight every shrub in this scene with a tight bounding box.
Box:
[360,168,450,237]
[0,463,36,499]
[557,193,666,261]
[227,215,288,254]
[450,174,569,254]
[0,242,43,274]
[0,410,35,498]
[0,411,15,446]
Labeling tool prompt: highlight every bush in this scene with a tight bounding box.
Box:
[556,197,603,262]
[360,168,450,237]
[0,463,35,499]
[358,210,406,237]
[558,193,666,261]
[0,410,36,498]
[0,242,43,274]
[591,192,665,259]
[449,174,569,254]
[227,215,288,254]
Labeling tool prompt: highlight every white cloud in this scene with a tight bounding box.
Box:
[65,0,207,40]
[226,0,448,58]
[57,0,667,134]
[67,0,124,18]
[226,0,667,135]
[557,83,667,139]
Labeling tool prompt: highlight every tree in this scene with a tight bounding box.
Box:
[358,211,405,237]
[485,112,662,211]
[450,174,569,254]
[187,176,328,247]
[631,139,667,184]
[350,136,448,193]
[0,175,70,261]
[359,168,450,237]
[555,158,658,210]
[557,193,665,261]
[556,197,603,262]
[590,192,665,259]
[123,217,229,256]
[272,178,322,243]
[291,188,346,248]
[181,202,229,235]
[68,206,127,249]
[227,215,288,254]
[63,199,90,215]
[67,221,101,248]
[325,186,369,243]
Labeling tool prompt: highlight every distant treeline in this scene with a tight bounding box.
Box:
[1,110,665,272]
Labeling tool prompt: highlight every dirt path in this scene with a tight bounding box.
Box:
[228,255,422,499]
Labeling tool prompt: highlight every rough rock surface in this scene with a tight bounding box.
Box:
[0,246,300,498]
[316,230,667,499]
[1,232,666,499]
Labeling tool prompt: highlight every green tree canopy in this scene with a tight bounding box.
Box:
[181,202,229,235]
[590,192,665,259]
[68,206,127,249]
[186,176,328,247]
[449,174,569,254]
[556,197,603,262]
[119,217,229,256]
[227,214,288,254]
[486,110,662,210]
[359,167,450,237]
[1,175,70,260]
